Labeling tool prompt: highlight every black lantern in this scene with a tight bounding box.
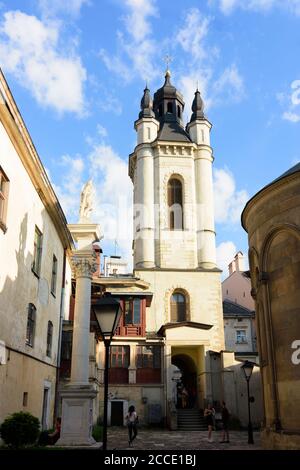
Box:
[241,360,255,444]
[92,295,122,451]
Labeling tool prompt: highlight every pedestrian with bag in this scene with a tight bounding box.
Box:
[220,401,230,443]
[125,405,139,447]
[204,403,215,443]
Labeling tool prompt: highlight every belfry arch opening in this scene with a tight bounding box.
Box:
[172,354,197,408]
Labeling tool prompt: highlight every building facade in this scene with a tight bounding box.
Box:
[242,162,300,449]
[95,70,225,427]
[0,70,73,429]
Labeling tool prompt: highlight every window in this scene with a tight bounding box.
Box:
[167,178,183,230]
[0,166,9,233]
[23,392,28,407]
[51,255,57,296]
[46,321,53,357]
[167,102,173,113]
[177,105,181,118]
[124,299,141,325]
[32,226,43,276]
[136,346,161,368]
[170,292,186,322]
[110,346,130,368]
[236,330,247,344]
[26,303,36,347]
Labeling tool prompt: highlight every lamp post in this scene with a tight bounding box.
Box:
[92,295,122,451]
[241,360,255,444]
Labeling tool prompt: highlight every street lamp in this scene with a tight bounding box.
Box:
[92,295,122,451]
[241,360,255,444]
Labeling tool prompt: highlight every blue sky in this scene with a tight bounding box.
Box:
[1,0,300,275]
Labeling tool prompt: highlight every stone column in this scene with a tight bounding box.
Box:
[56,224,101,447]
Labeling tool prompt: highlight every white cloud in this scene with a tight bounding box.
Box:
[175,9,244,115]
[280,80,300,124]
[53,155,85,219]
[97,124,108,138]
[100,0,159,83]
[283,111,300,123]
[37,0,89,18]
[216,0,300,16]
[216,241,237,275]
[177,8,210,61]
[53,138,133,266]
[213,64,245,103]
[0,10,87,115]
[214,167,249,224]
[124,0,157,42]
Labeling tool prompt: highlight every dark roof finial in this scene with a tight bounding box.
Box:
[190,88,205,121]
[139,85,154,119]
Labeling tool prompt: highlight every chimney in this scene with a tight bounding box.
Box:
[228,251,244,275]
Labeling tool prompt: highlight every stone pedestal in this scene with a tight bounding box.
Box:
[56,223,101,447]
[56,385,97,446]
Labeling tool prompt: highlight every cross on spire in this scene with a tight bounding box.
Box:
[163,54,173,71]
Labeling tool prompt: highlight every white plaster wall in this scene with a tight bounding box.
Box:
[0,120,66,423]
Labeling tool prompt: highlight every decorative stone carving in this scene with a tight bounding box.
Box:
[71,254,97,279]
[79,180,94,223]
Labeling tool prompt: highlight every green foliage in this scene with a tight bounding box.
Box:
[0,412,40,448]
[92,424,103,442]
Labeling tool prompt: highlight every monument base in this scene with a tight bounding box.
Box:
[56,384,98,447]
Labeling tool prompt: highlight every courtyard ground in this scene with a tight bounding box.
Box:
[107,427,261,450]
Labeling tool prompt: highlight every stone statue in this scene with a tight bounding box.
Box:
[79,180,94,223]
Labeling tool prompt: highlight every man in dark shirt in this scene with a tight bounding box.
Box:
[220,401,230,443]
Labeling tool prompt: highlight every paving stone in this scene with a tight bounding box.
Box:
[107,427,261,450]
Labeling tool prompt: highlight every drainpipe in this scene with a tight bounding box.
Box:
[54,248,67,422]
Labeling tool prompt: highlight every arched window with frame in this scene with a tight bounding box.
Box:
[167,177,183,230]
[170,291,187,322]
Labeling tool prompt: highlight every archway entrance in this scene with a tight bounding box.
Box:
[172,354,197,409]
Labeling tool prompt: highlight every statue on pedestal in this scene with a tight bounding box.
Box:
[79,180,94,223]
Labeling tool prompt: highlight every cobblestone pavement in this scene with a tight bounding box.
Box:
[107,427,261,450]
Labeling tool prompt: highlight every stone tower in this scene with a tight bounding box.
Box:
[128,69,224,410]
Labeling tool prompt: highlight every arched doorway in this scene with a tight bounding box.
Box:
[172,354,197,409]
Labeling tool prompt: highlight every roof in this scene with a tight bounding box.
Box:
[242,162,300,230]
[157,321,213,337]
[223,299,254,317]
[156,121,192,143]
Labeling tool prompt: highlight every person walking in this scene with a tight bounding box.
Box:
[204,403,215,443]
[125,405,138,447]
[220,401,230,443]
[181,386,189,409]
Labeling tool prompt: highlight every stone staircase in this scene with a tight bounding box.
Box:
[177,408,207,431]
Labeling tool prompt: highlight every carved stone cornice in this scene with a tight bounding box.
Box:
[71,252,97,279]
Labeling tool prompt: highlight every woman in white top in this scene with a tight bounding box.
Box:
[125,405,138,447]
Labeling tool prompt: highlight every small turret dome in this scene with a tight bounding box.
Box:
[190,89,205,121]
[139,86,155,119]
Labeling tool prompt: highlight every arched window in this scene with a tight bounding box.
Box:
[167,178,183,230]
[170,292,186,322]
[46,321,53,357]
[26,303,36,347]
[167,102,173,113]
[177,105,181,118]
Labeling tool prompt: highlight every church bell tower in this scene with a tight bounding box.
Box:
[129,68,217,270]
[128,70,224,411]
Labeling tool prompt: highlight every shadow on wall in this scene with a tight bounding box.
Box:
[0,210,57,426]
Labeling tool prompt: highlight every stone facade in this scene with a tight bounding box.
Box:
[106,72,226,426]
[242,163,300,449]
[0,70,73,428]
